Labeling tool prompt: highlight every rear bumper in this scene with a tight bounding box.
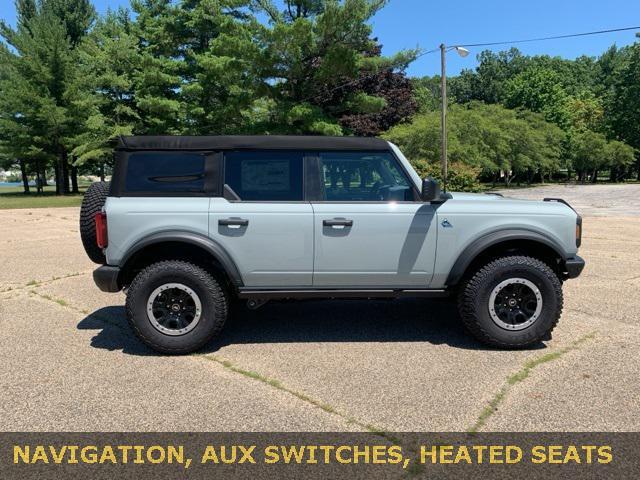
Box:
[564,256,585,279]
[93,265,121,292]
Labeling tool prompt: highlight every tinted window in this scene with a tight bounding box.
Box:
[320,152,413,201]
[125,152,205,193]
[224,151,303,201]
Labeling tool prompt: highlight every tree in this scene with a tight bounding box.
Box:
[0,2,77,194]
[177,0,263,134]
[571,130,607,183]
[504,67,570,128]
[43,0,95,46]
[384,102,565,188]
[0,0,97,194]
[15,0,37,30]
[607,41,640,179]
[44,0,97,192]
[565,91,604,133]
[605,140,636,182]
[127,0,183,134]
[71,9,140,176]
[325,46,417,136]
[251,0,417,134]
[467,48,528,104]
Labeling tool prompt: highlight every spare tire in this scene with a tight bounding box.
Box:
[80,181,110,264]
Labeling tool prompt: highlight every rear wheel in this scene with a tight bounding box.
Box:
[126,260,228,354]
[458,255,563,348]
[79,181,110,264]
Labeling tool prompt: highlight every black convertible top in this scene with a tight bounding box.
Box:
[117,135,390,151]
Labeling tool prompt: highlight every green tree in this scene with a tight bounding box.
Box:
[384,102,564,188]
[177,0,262,134]
[15,0,37,30]
[43,0,95,45]
[504,67,570,127]
[565,91,604,133]
[128,0,184,134]
[468,48,528,104]
[411,76,440,112]
[605,140,636,182]
[71,9,140,176]
[252,0,417,134]
[1,0,97,194]
[607,41,640,179]
[1,2,76,194]
[571,130,607,183]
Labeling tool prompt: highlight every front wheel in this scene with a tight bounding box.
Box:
[458,255,563,348]
[125,260,228,354]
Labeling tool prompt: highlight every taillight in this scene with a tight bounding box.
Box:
[95,212,108,248]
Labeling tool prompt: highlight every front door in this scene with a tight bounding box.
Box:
[209,150,313,287]
[311,151,438,287]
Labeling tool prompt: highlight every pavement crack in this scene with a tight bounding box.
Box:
[467,332,597,433]
[28,288,125,331]
[1,270,90,293]
[29,289,91,315]
[196,354,390,436]
[565,306,640,330]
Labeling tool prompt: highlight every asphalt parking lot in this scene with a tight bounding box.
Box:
[0,184,639,432]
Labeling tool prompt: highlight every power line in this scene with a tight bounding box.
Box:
[302,25,639,102]
[453,25,640,48]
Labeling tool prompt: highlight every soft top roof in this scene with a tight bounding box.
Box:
[117,135,390,152]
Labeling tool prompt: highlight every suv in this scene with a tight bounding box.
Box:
[80,135,584,354]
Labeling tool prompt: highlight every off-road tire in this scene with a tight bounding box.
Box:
[126,260,228,354]
[80,181,110,264]
[458,255,563,348]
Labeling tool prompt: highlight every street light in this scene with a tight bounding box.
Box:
[439,44,470,190]
[455,46,470,57]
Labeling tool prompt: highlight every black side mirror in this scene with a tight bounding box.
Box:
[421,177,440,202]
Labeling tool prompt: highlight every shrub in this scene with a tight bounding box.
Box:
[412,159,482,192]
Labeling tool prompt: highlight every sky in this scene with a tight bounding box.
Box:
[1,0,639,77]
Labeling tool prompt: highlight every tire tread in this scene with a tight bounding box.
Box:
[457,255,563,348]
[125,260,227,354]
[79,181,110,264]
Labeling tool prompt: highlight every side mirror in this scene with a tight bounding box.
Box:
[421,177,441,202]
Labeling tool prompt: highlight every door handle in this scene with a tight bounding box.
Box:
[323,218,353,228]
[219,218,249,228]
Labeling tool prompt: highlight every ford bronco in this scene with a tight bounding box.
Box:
[80,135,584,354]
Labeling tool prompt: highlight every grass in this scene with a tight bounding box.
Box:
[0,185,88,209]
[467,332,596,433]
[198,354,389,434]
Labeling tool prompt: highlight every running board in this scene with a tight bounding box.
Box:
[237,288,449,300]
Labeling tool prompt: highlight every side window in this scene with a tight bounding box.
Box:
[125,152,206,193]
[224,151,304,201]
[319,151,414,201]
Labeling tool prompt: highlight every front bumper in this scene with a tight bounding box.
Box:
[93,265,121,292]
[564,255,585,279]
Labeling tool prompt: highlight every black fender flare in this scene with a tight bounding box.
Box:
[445,229,568,286]
[120,230,244,287]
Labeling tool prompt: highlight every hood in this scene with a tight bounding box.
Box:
[449,192,504,201]
[444,191,577,217]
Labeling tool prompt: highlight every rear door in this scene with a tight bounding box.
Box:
[311,151,438,287]
[208,150,314,287]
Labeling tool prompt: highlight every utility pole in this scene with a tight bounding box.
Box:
[440,43,448,191]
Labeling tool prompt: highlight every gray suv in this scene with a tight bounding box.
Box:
[80,135,584,354]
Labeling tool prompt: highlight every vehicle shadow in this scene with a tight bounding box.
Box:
[78,298,546,356]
